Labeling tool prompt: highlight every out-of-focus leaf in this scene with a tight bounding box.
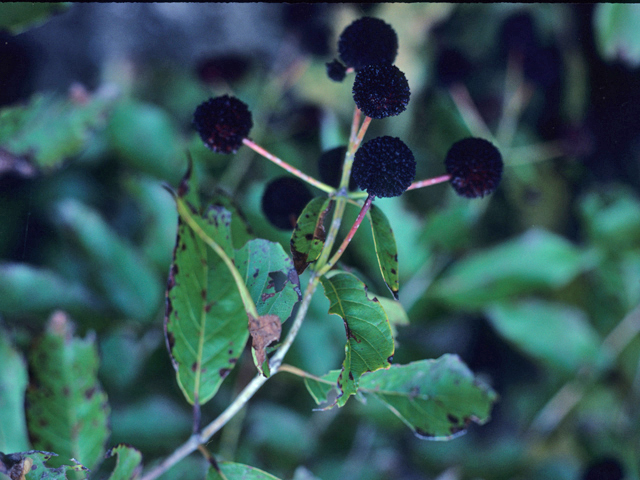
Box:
[290,197,332,275]
[26,312,109,472]
[304,370,340,405]
[292,467,323,480]
[0,263,101,316]
[0,330,29,453]
[368,205,400,299]
[485,299,606,374]
[579,186,640,254]
[165,203,246,405]
[320,271,394,407]
[358,355,498,440]
[594,4,640,67]
[0,3,70,34]
[54,199,163,321]
[107,101,185,183]
[0,450,89,480]
[0,87,118,174]
[428,228,592,309]
[377,296,410,339]
[206,462,281,480]
[105,444,142,480]
[210,194,254,250]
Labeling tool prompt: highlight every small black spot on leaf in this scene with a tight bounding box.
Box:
[219,368,231,379]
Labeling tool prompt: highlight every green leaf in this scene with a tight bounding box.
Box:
[290,197,332,275]
[0,330,29,453]
[26,312,109,472]
[594,4,640,67]
[0,88,118,174]
[377,297,410,339]
[0,450,89,480]
[165,204,247,405]
[236,239,301,322]
[358,355,498,440]
[105,444,142,480]
[429,228,592,309]
[320,271,394,407]
[368,205,400,299]
[54,199,163,321]
[206,462,282,480]
[0,3,70,34]
[107,101,186,183]
[303,370,340,405]
[210,194,254,250]
[485,299,606,374]
[0,263,101,316]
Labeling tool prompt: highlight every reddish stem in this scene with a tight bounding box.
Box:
[407,174,451,191]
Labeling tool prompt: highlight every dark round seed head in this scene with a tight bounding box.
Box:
[352,136,416,198]
[261,177,313,230]
[317,146,357,190]
[326,59,347,82]
[445,137,503,198]
[352,64,410,119]
[193,95,253,154]
[338,17,398,71]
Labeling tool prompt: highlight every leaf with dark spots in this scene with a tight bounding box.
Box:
[165,203,248,406]
[248,314,281,376]
[26,312,109,471]
[320,271,394,407]
[290,197,333,275]
[368,205,400,299]
[219,368,231,379]
[236,239,301,327]
[358,355,498,440]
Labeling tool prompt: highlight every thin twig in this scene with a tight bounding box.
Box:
[407,174,451,191]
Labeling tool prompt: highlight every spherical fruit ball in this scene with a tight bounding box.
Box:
[445,137,503,198]
[261,177,313,230]
[317,146,356,190]
[193,95,252,154]
[338,17,398,71]
[352,136,416,198]
[352,64,410,119]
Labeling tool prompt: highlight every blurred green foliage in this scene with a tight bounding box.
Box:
[2,3,640,480]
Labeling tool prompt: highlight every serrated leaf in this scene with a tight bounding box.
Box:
[290,197,332,275]
[105,444,142,480]
[485,299,606,374]
[303,370,340,405]
[594,4,640,67]
[165,205,247,405]
[0,331,29,453]
[0,88,118,173]
[0,3,70,34]
[0,450,89,480]
[320,271,394,407]
[358,355,498,440]
[368,205,400,299]
[26,312,109,472]
[0,263,102,316]
[428,228,591,309]
[205,462,282,480]
[54,199,163,321]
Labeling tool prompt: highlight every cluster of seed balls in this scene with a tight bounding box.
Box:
[192,16,503,230]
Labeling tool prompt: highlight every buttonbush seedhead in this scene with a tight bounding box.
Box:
[352,64,410,119]
[193,95,253,154]
[261,177,313,230]
[352,136,416,198]
[338,17,398,71]
[445,137,503,198]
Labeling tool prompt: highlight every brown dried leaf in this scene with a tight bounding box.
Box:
[248,313,281,369]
